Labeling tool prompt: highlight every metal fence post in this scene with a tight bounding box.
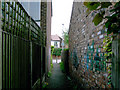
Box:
[40,46,43,88]
[30,41,32,88]
[0,1,2,89]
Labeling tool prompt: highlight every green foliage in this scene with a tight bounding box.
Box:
[105,2,120,34]
[51,55,52,63]
[103,36,112,85]
[51,46,54,55]
[48,71,52,77]
[62,30,69,46]
[64,48,69,51]
[84,2,118,86]
[84,2,112,26]
[51,63,53,68]
[103,36,113,60]
[101,2,112,8]
[84,2,111,11]
[51,47,53,69]
[47,54,53,79]
[50,55,53,68]
[59,62,65,72]
[84,1,120,34]
[84,2,100,10]
[53,48,62,56]
[92,13,104,26]
[47,55,53,78]
[42,82,48,88]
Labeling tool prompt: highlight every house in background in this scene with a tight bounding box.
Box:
[51,34,63,48]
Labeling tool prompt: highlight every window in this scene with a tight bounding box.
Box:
[54,41,58,48]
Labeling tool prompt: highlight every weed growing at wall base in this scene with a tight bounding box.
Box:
[59,62,65,73]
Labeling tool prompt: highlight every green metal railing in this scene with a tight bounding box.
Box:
[1,1,46,89]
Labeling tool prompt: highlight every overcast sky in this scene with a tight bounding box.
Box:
[51,0,74,37]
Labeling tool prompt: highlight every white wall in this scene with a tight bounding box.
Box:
[57,42,60,48]
[51,41,60,48]
[51,41,54,46]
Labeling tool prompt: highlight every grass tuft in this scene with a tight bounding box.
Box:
[59,62,65,72]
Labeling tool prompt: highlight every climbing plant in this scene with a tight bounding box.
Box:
[103,3,120,85]
[84,1,120,87]
[105,2,120,34]
[103,36,113,60]
[84,2,112,26]
[62,29,69,46]
[103,36,112,85]
[84,1,120,34]
[51,46,54,55]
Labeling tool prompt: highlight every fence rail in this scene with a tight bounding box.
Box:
[1,1,46,89]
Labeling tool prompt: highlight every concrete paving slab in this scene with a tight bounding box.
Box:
[46,63,74,89]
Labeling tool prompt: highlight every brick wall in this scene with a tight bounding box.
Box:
[46,1,52,74]
[69,2,112,88]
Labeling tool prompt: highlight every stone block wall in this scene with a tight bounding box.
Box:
[69,2,112,88]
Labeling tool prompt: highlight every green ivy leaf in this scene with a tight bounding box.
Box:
[107,29,112,34]
[105,21,111,28]
[104,53,107,57]
[103,39,106,44]
[101,2,112,8]
[92,13,103,26]
[108,71,111,74]
[84,2,100,10]
[108,49,112,52]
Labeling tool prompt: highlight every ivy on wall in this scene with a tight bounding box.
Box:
[105,2,120,34]
[84,2,112,26]
[84,2,120,35]
[84,1,120,87]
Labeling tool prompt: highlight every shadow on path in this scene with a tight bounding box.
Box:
[46,63,74,89]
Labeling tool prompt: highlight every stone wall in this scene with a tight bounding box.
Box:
[69,2,112,88]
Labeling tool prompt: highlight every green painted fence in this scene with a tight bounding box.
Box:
[112,37,120,89]
[1,1,46,89]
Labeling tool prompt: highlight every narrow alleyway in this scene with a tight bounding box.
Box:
[46,63,74,89]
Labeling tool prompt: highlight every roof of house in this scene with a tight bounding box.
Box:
[51,34,62,41]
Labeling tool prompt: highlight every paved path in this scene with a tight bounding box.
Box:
[46,63,74,89]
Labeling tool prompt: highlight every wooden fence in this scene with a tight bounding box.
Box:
[1,1,46,89]
[112,36,120,89]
